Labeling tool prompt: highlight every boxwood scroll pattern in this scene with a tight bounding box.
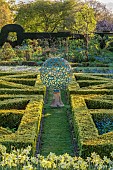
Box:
[0,24,24,47]
[68,73,113,158]
[0,24,86,47]
[0,71,46,154]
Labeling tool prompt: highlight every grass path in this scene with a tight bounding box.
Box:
[40,89,74,156]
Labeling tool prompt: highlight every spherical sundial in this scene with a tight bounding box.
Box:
[40,57,72,107]
[40,57,72,90]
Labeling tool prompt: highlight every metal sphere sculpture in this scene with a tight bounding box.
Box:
[40,57,72,107]
[40,57,72,90]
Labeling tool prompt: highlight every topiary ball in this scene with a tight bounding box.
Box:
[40,57,72,89]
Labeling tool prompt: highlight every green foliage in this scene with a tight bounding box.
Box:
[15,0,96,33]
[68,39,86,62]
[0,98,29,110]
[0,0,14,29]
[0,42,16,61]
[87,35,113,64]
[74,4,96,34]
[7,32,17,42]
[0,71,45,155]
[15,0,66,32]
[0,110,23,133]
[68,73,113,158]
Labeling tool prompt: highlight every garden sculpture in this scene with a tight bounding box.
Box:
[40,57,72,107]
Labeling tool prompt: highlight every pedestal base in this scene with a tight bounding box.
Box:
[50,90,64,107]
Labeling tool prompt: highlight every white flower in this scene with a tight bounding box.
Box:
[22,164,34,170]
[59,162,67,169]
[103,156,111,164]
[110,151,113,158]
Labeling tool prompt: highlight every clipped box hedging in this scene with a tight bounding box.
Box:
[85,98,113,109]
[0,72,38,79]
[68,73,113,95]
[0,94,39,101]
[0,73,46,96]
[77,80,108,88]
[0,88,45,95]
[6,72,38,79]
[0,71,19,76]
[68,73,113,158]
[69,88,113,95]
[67,74,80,97]
[0,72,37,86]
[2,78,36,86]
[74,73,112,81]
[0,95,44,155]
[0,71,45,155]
[0,79,37,89]
[0,61,20,66]
[70,94,113,158]
[75,73,98,80]
[0,98,29,110]
[35,74,46,97]
[70,94,98,157]
[0,94,38,100]
[0,110,24,134]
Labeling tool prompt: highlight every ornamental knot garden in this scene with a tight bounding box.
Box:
[40,57,72,107]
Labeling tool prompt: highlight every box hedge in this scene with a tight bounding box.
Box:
[0,95,43,155]
[70,94,113,158]
[0,73,46,96]
[68,73,113,158]
[2,78,36,86]
[0,71,45,155]
[0,110,24,133]
[0,98,29,109]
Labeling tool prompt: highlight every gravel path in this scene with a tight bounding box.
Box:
[0,66,41,72]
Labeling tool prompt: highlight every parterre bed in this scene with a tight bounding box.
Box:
[1,69,113,157]
[68,73,113,158]
[0,71,46,155]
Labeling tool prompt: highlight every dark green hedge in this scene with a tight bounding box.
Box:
[0,96,44,155]
[0,98,29,109]
[70,94,113,158]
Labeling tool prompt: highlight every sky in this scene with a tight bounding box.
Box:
[16,0,112,4]
[98,0,112,2]
[98,0,113,11]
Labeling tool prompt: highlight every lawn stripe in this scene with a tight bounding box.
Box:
[40,89,74,156]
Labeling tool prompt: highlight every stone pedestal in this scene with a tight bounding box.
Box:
[50,90,64,107]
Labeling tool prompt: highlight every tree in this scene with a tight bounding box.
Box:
[15,0,83,32]
[85,0,113,23]
[60,0,83,32]
[73,4,96,61]
[74,4,96,34]
[15,0,63,32]
[0,0,14,29]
